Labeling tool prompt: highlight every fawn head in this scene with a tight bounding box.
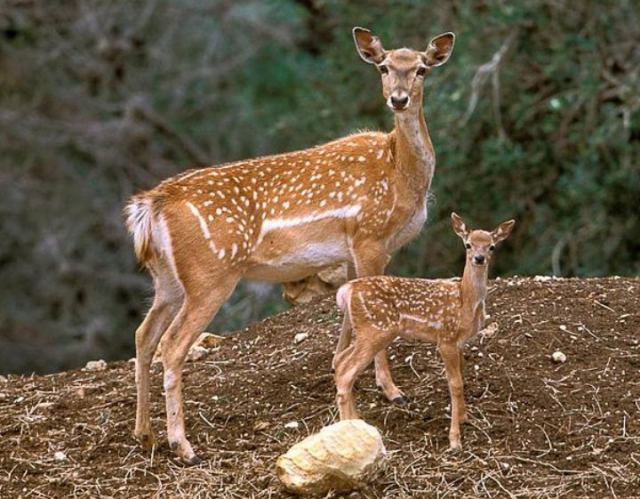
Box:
[451,213,515,268]
[353,27,455,112]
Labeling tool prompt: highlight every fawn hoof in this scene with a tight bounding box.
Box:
[449,439,462,452]
[391,395,409,406]
[135,431,155,450]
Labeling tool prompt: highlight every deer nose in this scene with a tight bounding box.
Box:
[474,255,486,265]
[390,95,410,110]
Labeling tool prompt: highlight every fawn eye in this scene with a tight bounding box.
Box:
[378,65,389,75]
[416,66,427,76]
[489,245,495,251]
[465,243,471,249]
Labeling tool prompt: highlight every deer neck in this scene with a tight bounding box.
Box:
[460,262,488,320]
[392,100,435,192]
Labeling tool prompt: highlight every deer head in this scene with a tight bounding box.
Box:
[451,213,515,267]
[353,27,455,112]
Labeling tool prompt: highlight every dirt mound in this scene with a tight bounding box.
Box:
[1,277,639,497]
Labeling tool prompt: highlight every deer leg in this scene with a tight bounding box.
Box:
[134,264,182,449]
[161,274,239,465]
[439,341,465,449]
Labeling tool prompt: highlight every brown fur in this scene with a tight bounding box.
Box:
[333,214,515,450]
[126,27,455,464]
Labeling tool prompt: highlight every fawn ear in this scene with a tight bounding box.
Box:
[451,212,469,240]
[424,32,455,67]
[353,27,387,64]
[491,219,516,243]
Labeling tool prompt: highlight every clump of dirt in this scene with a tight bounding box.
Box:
[1,277,639,497]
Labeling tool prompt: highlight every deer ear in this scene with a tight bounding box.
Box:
[491,219,515,243]
[424,32,455,67]
[451,212,468,239]
[353,27,387,64]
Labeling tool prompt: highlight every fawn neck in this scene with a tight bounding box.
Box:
[460,260,488,316]
[393,96,435,192]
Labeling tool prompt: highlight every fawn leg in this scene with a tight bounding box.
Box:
[332,263,358,370]
[334,330,384,420]
[459,348,468,422]
[333,309,352,370]
[439,341,465,449]
[350,241,406,403]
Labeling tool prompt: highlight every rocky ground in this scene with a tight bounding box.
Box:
[1,277,639,498]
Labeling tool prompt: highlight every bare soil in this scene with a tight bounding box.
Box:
[1,277,639,498]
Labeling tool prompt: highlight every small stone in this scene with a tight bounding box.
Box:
[284,421,300,430]
[54,451,67,462]
[187,346,209,361]
[559,325,567,331]
[0,375,8,383]
[533,275,553,282]
[0,393,6,401]
[84,359,107,371]
[294,333,309,344]
[552,351,567,363]
[253,421,270,432]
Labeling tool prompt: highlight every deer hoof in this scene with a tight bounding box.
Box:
[391,395,409,406]
[183,454,205,466]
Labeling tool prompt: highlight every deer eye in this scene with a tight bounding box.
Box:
[465,243,471,249]
[489,245,495,251]
[416,66,427,76]
[378,65,389,75]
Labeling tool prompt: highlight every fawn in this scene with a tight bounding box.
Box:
[125,27,455,464]
[333,213,515,449]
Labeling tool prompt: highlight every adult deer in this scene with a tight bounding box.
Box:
[333,213,515,449]
[125,27,455,464]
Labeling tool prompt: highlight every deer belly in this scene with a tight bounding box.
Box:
[388,199,427,252]
[246,239,350,282]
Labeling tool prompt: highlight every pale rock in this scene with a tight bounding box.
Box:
[533,275,554,282]
[284,421,300,430]
[552,351,567,363]
[479,322,499,338]
[54,451,67,462]
[0,375,7,383]
[187,346,209,361]
[153,332,224,363]
[84,359,107,371]
[294,332,309,344]
[276,420,386,495]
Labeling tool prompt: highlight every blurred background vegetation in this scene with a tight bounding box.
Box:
[0,0,638,374]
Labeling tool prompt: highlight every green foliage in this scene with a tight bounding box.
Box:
[0,0,638,373]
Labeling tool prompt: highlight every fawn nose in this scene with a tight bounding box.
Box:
[390,95,410,110]
[474,255,486,265]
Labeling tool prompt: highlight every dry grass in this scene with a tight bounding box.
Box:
[1,277,640,498]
